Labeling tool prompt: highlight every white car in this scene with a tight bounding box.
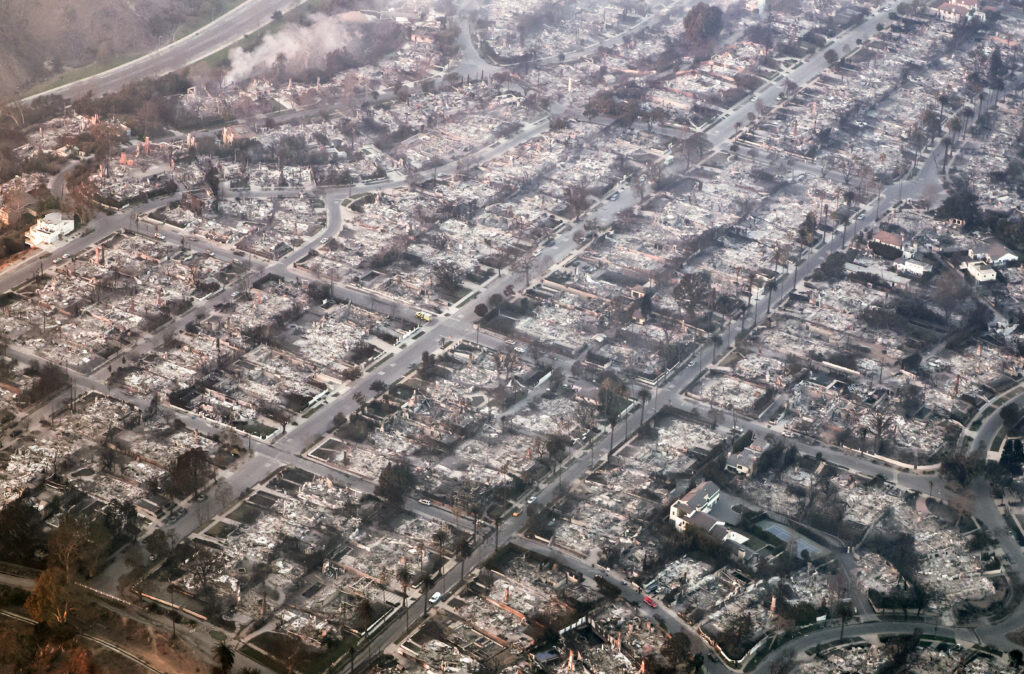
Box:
[429,591,443,604]
[527,496,537,504]
[418,499,431,506]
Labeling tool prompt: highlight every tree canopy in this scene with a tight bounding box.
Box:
[684,3,724,44]
[376,461,417,504]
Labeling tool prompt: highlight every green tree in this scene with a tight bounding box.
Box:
[0,498,45,565]
[989,48,1006,90]
[214,642,235,674]
[683,2,723,43]
[1001,402,1022,429]
[816,251,847,282]
[167,447,213,498]
[932,269,969,321]
[146,529,172,560]
[433,527,450,560]
[376,461,417,504]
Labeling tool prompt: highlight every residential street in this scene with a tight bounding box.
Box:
[2,0,1021,671]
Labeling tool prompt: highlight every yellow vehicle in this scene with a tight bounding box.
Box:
[415,311,432,322]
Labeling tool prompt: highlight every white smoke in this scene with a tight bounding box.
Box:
[222,14,358,86]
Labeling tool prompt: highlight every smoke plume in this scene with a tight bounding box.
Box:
[222,14,360,86]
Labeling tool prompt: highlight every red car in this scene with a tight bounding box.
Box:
[643,596,658,608]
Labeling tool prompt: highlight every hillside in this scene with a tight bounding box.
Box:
[0,0,242,100]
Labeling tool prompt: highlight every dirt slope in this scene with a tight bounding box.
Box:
[0,0,234,100]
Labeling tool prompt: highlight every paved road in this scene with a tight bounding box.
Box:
[0,608,162,673]
[6,0,1008,669]
[23,0,307,103]
[0,199,177,301]
[968,387,1024,460]
[512,536,733,673]
[119,1,930,664]
[0,573,36,591]
[754,620,981,673]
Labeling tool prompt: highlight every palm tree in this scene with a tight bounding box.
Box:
[456,538,473,579]
[946,115,962,142]
[837,601,854,643]
[637,388,651,425]
[378,567,391,605]
[606,408,620,459]
[215,642,235,674]
[764,279,778,317]
[711,332,723,362]
[397,565,412,629]
[837,211,850,246]
[468,503,483,542]
[451,499,462,529]
[433,527,450,590]
[356,598,375,628]
[772,244,788,274]
[940,135,953,168]
[433,527,450,560]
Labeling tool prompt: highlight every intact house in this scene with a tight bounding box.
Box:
[870,230,904,258]
[670,481,721,530]
[669,481,765,564]
[25,212,74,247]
[936,0,986,23]
[969,240,1019,268]
[964,260,997,283]
[895,254,932,278]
